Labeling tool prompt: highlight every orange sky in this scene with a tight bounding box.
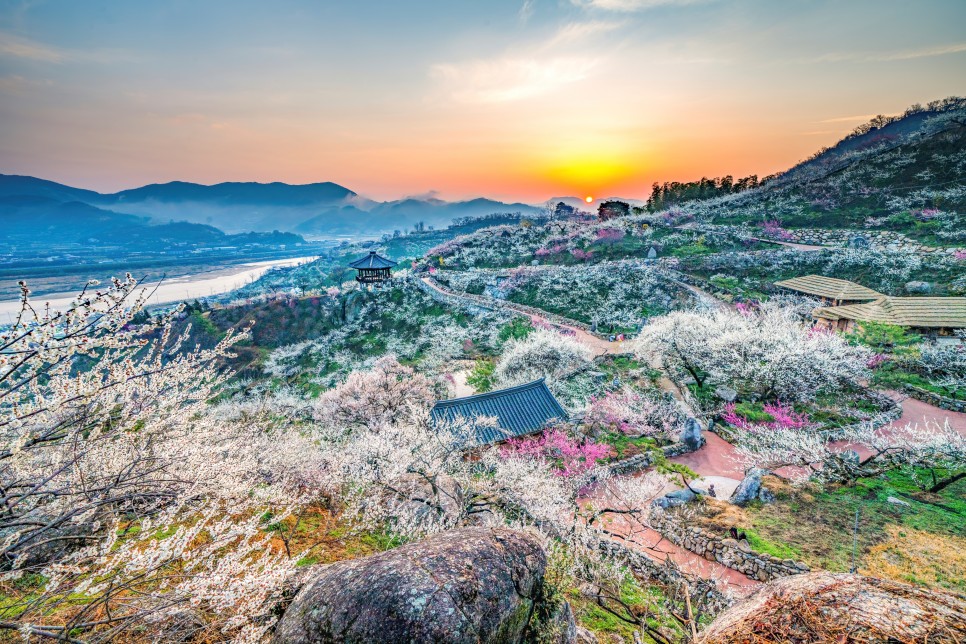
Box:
[1,1,965,202]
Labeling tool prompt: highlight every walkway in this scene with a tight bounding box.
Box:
[670,391,966,482]
[420,275,621,356]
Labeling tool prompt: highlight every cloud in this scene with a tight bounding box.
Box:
[0,30,138,64]
[818,114,878,124]
[431,20,619,103]
[543,20,624,48]
[431,55,598,103]
[571,0,709,11]
[519,0,535,23]
[812,42,966,64]
[0,31,63,62]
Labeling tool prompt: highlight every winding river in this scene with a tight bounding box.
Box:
[0,256,318,322]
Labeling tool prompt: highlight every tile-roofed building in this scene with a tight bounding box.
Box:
[430,379,567,448]
[774,275,883,306]
[813,296,966,339]
[349,250,397,284]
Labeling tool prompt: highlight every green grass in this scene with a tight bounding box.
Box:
[744,469,966,576]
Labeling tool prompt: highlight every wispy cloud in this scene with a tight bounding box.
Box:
[571,0,709,12]
[431,20,617,103]
[813,42,966,63]
[817,114,877,124]
[0,31,63,62]
[519,0,536,23]
[431,55,598,103]
[0,30,138,64]
[543,20,624,49]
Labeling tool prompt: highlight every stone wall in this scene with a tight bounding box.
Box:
[687,223,962,256]
[816,389,903,439]
[416,275,612,338]
[604,440,694,476]
[649,511,810,582]
[905,385,966,412]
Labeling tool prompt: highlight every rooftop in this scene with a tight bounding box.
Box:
[430,379,567,448]
[775,275,882,302]
[348,250,397,269]
[814,296,966,328]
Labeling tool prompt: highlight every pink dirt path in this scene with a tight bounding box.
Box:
[670,391,966,481]
[580,477,760,594]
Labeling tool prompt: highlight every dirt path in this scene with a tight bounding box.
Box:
[671,391,966,481]
[581,477,760,594]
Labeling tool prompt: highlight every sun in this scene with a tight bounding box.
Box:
[585,196,593,203]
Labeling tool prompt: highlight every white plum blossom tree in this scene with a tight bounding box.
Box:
[633,304,871,402]
[493,328,594,388]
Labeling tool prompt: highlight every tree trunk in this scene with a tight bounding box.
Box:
[928,470,965,494]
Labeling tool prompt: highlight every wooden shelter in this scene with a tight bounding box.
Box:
[813,296,966,340]
[774,275,882,306]
[349,250,397,285]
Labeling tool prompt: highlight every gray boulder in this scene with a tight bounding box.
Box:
[905,280,933,294]
[274,527,572,644]
[847,236,869,248]
[654,488,696,509]
[730,468,766,506]
[714,387,737,403]
[680,417,704,452]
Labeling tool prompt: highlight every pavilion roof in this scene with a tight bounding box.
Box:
[813,296,966,328]
[429,379,567,448]
[775,275,882,301]
[348,250,397,269]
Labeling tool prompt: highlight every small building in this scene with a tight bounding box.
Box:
[349,250,397,285]
[429,379,567,448]
[813,296,966,340]
[774,275,882,307]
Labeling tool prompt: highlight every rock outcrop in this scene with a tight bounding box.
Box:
[729,468,767,506]
[274,527,573,643]
[698,572,966,643]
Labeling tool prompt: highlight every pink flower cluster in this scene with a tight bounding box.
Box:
[571,249,593,261]
[594,228,625,243]
[954,249,966,261]
[500,428,610,477]
[722,401,811,431]
[866,353,888,369]
[761,220,793,241]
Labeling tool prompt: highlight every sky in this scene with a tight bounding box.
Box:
[1,0,964,203]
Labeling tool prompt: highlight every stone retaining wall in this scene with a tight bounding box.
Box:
[416,276,612,338]
[904,385,966,412]
[688,223,962,256]
[649,511,810,582]
[816,389,903,439]
[604,441,694,476]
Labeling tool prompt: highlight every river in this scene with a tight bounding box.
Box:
[0,256,318,322]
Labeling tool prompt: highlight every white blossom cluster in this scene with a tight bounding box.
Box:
[633,303,871,402]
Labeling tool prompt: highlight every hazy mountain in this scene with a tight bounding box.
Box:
[0,175,103,203]
[0,192,305,252]
[0,174,545,237]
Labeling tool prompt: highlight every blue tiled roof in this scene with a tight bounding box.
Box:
[349,251,397,269]
[430,379,568,447]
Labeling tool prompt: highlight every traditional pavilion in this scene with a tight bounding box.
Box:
[430,379,567,449]
[812,296,966,340]
[349,250,397,285]
[774,275,882,307]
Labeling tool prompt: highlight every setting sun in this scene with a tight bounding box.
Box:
[585,196,593,203]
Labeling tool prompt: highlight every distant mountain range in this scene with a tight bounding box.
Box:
[0,175,548,237]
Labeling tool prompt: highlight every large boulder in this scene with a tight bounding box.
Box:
[905,280,933,294]
[698,572,966,643]
[729,468,765,506]
[680,417,704,451]
[274,527,573,644]
[654,488,696,509]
